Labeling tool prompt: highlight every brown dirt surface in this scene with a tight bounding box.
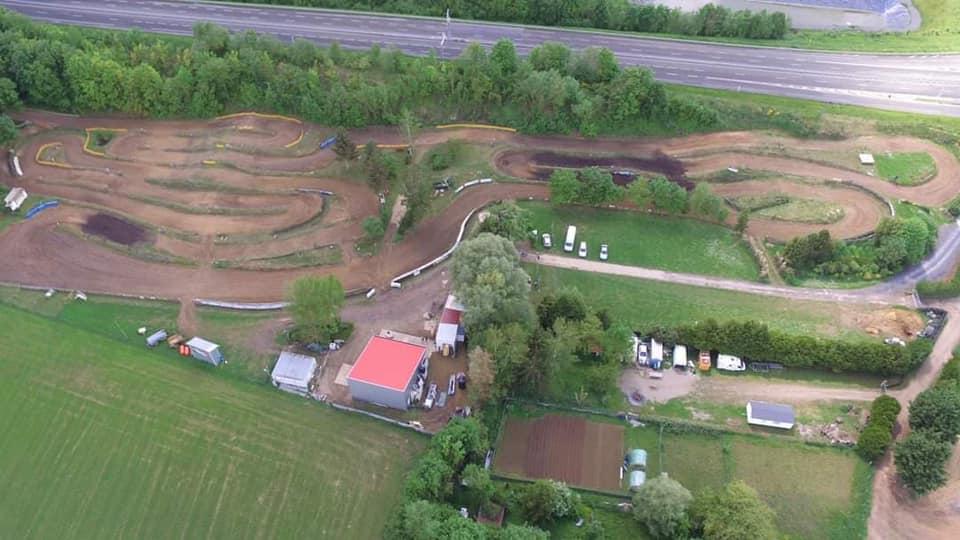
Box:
[81,213,148,245]
[712,178,889,240]
[494,415,623,491]
[854,308,924,339]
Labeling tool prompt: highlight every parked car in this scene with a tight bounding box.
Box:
[437,391,448,408]
[717,354,746,371]
[599,243,609,261]
[637,343,649,366]
[424,383,438,409]
[542,233,552,248]
[448,374,457,396]
[578,241,587,257]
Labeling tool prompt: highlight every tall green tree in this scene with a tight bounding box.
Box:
[478,201,529,240]
[0,115,16,147]
[285,275,345,343]
[649,177,688,214]
[626,178,652,208]
[577,167,622,205]
[895,430,953,495]
[691,481,778,540]
[632,475,693,539]
[453,233,534,331]
[332,129,358,161]
[549,168,580,204]
[689,182,729,221]
[908,385,960,442]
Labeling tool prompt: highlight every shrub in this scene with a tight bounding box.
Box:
[939,356,960,385]
[632,475,693,539]
[856,395,901,462]
[895,430,953,495]
[424,140,464,171]
[908,385,960,442]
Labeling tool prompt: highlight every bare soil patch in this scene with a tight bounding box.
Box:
[494,414,623,491]
[81,213,148,246]
[854,308,924,339]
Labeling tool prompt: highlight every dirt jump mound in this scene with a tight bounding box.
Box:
[82,213,148,245]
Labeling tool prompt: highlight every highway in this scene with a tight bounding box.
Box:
[3,0,960,116]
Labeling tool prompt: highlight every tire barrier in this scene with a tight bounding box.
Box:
[25,200,59,219]
[194,299,287,310]
[214,112,302,124]
[319,135,337,149]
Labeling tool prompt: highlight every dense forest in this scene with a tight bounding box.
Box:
[0,8,721,140]
[224,0,790,40]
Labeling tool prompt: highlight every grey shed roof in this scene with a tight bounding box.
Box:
[186,337,219,352]
[272,351,318,385]
[748,401,796,424]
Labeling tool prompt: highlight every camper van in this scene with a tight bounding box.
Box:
[649,338,664,370]
[717,354,746,372]
[672,345,687,370]
[564,226,577,252]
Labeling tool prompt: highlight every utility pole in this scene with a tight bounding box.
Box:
[440,9,451,59]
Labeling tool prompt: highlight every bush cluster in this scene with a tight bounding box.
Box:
[855,395,901,462]
[225,1,790,40]
[673,319,932,375]
[917,274,960,300]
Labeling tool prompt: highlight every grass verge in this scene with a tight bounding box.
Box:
[521,201,759,281]
[145,176,270,195]
[127,194,286,216]
[57,223,197,266]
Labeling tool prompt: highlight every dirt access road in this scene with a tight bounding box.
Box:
[868,301,960,540]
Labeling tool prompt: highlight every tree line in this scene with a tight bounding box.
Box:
[650,318,933,376]
[224,0,790,40]
[0,9,719,138]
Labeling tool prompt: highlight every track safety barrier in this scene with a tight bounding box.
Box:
[35,143,73,169]
[454,178,493,194]
[436,123,517,132]
[389,203,482,288]
[25,200,59,219]
[82,127,127,157]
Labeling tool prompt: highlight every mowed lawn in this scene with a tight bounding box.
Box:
[528,265,884,340]
[623,425,870,539]
[0,304,425,539]
[520,202,759,281]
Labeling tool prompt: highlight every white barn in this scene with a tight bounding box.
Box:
[435,295,465,355]
[746,401,796,430]
[271,351,318,396]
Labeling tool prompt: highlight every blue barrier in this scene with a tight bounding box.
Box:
[319,136,337,149]
[26,200,59,219]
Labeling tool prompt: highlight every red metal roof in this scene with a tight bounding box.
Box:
[439,308,462,325]
[348,336,426,391]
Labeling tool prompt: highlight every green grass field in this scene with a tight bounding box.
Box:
[875,152,937,186]
[529,265,886,341]
[500,408,871,539]
[755,198,845,224]
[0,301,425,538]
[521,202,759,281]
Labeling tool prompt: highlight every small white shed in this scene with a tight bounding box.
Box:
[746,401,796,430]
[186,337,223,366]
[271,351,318,396]
[4,187,27,212]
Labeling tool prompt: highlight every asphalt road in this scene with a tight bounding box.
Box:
[4,0,960,116]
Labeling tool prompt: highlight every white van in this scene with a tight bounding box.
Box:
[650,338,664,364]
[564,225,577,252]
[672,345,687,370]
[717,354,746,372]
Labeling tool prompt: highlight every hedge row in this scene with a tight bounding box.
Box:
[855,395,901,462]
[916,277,960,300]
[671,319,932,376]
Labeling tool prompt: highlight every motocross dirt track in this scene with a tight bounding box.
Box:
[3,111,959,301]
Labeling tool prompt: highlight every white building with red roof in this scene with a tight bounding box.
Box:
[347,332,429,410]
[435,295,465,355]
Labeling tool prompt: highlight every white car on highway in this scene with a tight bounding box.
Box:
[578,241,587,258]
[599,243,608,261]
